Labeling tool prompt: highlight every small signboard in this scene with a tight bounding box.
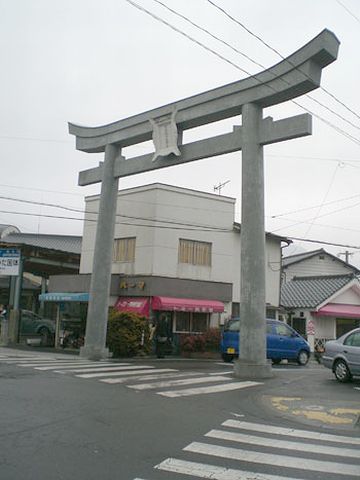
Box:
[306,319,315,336]
[0,249,21,276]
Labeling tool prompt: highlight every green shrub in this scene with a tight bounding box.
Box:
[106,309,151,357]
[180,334,206,353]
[203,328,221,351]
[180,328,221,353]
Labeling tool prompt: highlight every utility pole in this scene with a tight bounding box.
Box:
[338,250,354,264]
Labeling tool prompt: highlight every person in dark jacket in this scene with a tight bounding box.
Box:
[155,314,169,359]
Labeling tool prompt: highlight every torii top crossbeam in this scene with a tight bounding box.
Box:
[69,29,339,154]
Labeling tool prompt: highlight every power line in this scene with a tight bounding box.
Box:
[268,214,360,234]
[271,192,360,218]
[2,207,360,249]
[153,0,360,134]
[151,0,265,70]
[127,0,360,147]
[285,235,360,250]
[0,195,232,231]
[0,209,232,233]
[206,0,360,123]
[8,189,360,234]
[335,0,360,24]
[302,162,341,237]
[270,199,360,233]
[0,183,83,197]
[125,0,251,76]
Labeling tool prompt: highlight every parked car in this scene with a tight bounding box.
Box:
[220,318,310,365]
[0,310,55,345]
[20,310,55,345]
[322,328,360,382]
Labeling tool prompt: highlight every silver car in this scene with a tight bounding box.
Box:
[323,328,360,382]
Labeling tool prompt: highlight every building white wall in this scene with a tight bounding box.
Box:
[330,286,360,305]
[283,254,352,283]
[314,316,336,339]
[80,183,283,307]
[152,185,235,282]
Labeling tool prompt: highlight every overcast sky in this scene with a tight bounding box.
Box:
[1,0,360,264]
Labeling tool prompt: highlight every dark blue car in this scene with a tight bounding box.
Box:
[220,318,310,365]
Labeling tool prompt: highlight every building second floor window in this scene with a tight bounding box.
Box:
[113,237,136,262]
[178,239,212,266]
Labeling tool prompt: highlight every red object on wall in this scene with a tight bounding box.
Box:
[152,296,224,313]
[114,297,150,317]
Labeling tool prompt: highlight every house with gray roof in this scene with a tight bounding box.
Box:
[280,249,360,351]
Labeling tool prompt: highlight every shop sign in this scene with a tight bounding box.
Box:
[120,281,145,290]
[0,249,20,276]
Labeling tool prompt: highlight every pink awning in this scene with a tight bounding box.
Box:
[114,297,150,317]
[152,296,224,313]
[315,303,360,318]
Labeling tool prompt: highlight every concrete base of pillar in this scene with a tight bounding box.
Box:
[233,359,273,379]
[0,320,10,346]
[80,345,111,361]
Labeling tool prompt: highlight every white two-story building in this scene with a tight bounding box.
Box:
[49,183,288,340]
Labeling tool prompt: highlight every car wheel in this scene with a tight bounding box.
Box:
[222,353,234,363]
[272,359,282,365]
[297,350,309,366]
[38,327,51,347]
[334,359,352,383]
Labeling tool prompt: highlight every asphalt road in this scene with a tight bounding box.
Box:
[0,347,359,480]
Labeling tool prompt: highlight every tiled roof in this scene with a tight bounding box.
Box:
[280,274,356,308]
[0,233,82,255]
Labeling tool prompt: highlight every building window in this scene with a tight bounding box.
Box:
[174,311,209,333]
[113,237,136,262]
[231,303,240,318]
[178,239,212,266]
[266,308,276,319]
[175,312,190,332]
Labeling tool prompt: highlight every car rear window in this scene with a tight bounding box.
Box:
[224,320,240,331]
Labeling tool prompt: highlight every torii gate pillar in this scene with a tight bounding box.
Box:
[235,102,270,378]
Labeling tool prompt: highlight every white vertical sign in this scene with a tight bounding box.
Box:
[150,110,181,162]
[0,249,21,275]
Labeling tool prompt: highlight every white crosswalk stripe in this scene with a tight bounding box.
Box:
[35,362,136,373]
[205,429,360,458]
[184,441,360,477]
[127,375,232,390]
[0,352,264,398]
[97,368,178,381]
[101,371,207,384]
[152,419,360,479]
[156,458,305,480]
[222,419,360,445]
[23,362,119,369]
[157,381,262,398]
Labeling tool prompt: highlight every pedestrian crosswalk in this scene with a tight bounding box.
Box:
[138,417,360,479]
[0,352,262,399]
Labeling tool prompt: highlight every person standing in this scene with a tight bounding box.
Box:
[155,313,169,359]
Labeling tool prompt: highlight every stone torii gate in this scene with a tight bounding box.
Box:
[69,29,339,377]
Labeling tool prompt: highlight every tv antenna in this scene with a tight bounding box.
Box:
[214,180,230,195]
